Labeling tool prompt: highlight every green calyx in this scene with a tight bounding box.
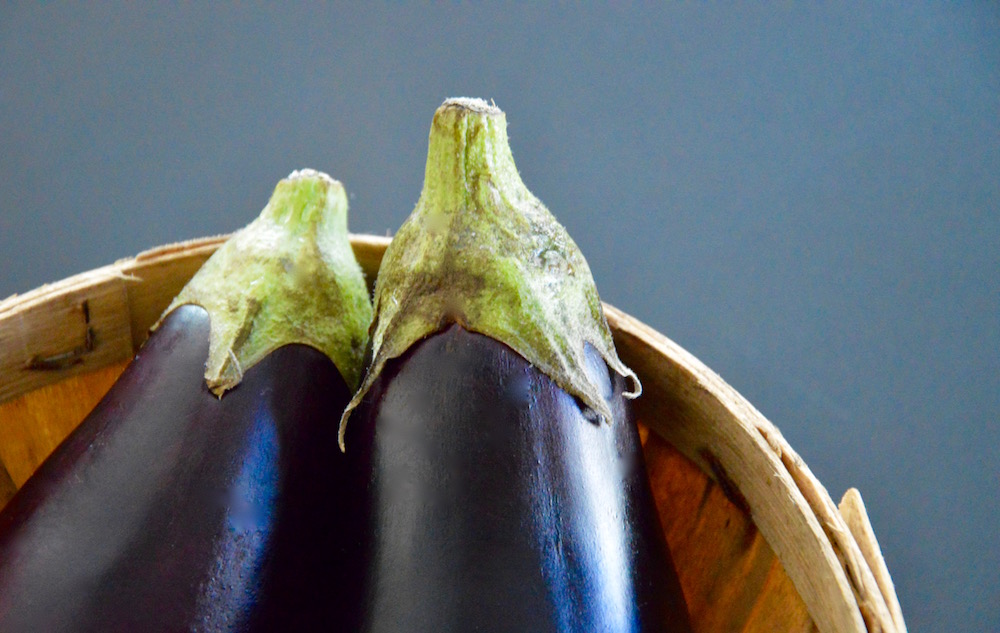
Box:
[339,98,640,449]
[156,169,373,395]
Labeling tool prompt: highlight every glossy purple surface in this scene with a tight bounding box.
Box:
[0,305,362,632]
[349,325,691,633]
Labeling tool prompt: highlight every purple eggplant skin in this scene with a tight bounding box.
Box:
[347,324,692,633]
[0,304,364,633]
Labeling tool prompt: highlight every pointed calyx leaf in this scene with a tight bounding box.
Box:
[339,98,640,449]
[155,169,373,395]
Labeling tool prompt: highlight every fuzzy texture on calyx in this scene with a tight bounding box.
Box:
[155,169,373,395]
[339,98,640,449]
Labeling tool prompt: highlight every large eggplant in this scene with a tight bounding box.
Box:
[0,170,372,632]
[341,99,692,632]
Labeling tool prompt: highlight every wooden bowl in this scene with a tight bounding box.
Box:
[0,235,906,633]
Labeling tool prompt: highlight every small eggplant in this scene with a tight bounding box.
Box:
[0,170,372,632]
[341,99,692,632]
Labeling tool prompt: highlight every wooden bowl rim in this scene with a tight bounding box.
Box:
[0,234,905,633]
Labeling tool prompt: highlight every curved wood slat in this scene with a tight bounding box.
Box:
[0,234,901,632]
[607,305,900,633]
[640,428,816,632]
[840,489,907,632]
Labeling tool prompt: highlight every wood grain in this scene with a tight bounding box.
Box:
[0,271,133,403]
[0,361,128,489]
[641,428,816,632]
[840,489,907,632]
[608,305,902,633]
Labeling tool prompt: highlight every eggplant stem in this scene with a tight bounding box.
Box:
[339,98,639,449]
[156,170,373,397]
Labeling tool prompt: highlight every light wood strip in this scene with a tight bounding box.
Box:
[607,305,870,633]
[641,430,815,632]
[0,235,391,404]
[775,435,896,632]
[840,489,907,632]
[0,274,133,403]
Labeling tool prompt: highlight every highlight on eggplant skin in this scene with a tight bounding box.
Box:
[345,99,692,632]
[0,169,372,632]
[0,306,364,632]
[348,324,692,633]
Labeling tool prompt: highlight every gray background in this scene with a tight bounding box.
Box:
[1,4,997,630]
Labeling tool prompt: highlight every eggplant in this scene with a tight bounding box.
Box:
[341,99,692,632]
[0,170,372,632]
